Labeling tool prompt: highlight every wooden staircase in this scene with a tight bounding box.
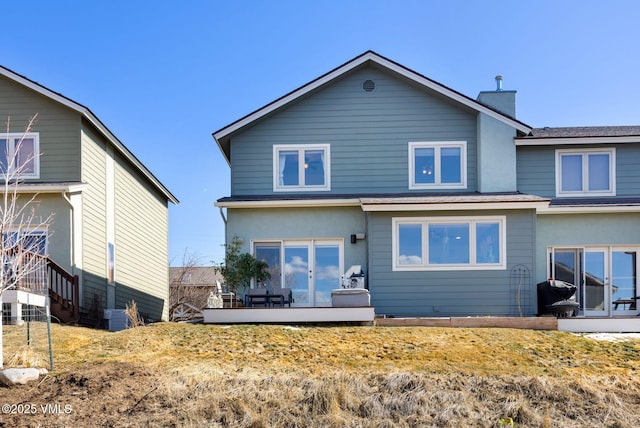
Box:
[47,257,79,324]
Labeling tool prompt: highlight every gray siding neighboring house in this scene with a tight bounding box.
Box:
[1,65,178,322]
[214,51,640,319]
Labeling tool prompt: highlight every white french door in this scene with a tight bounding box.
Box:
[255,239,343,307]
[284,242,311,305]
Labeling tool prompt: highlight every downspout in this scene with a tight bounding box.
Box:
[218,206,227,243]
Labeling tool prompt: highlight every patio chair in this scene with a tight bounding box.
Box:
[216,280,237,307]
[271,287,294,307]
[245,287,268,307]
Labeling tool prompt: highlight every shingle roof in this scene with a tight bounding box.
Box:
[528,126,640,138]
[217,192,551,209]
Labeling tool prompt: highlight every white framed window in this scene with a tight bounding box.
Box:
[0,133,40,179]
[273,144,330,191]
[392,216,506,271]
[555,148,615,197]
[409,141,466,189]
[107,242,116,284]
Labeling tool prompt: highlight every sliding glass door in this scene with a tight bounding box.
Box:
[583,248,607,316]
[550,247,638,316]
[611,250,637,315]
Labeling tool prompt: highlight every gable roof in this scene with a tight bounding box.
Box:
[213,50,532,165]
[0,65,179,204]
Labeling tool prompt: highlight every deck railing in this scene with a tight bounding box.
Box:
[11,250,79,320]
[47,256,79,320]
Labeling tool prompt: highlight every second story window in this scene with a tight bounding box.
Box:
[273,144,330,191]
[556,148,615,197]
[409,141,466,189]
[0,133,40,179]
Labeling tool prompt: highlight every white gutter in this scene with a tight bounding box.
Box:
[515,136,640,146]
[0,183,88,194]
[361,201,550,212]
[214,198,362,209]
[537,205,640,214]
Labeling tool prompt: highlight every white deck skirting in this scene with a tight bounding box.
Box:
[203,306,375,324]
[2,289,49,326]
[3,290,48,307]
[558,317,640,333]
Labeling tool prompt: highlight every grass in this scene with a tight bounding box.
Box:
[2,322,640,427]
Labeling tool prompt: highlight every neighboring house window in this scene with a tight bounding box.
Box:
[0,133,40,179]
[556,148,615,197]
[273,144,330,191]
[409,141,466,189]
[2,229,48,254]
[393,216,505,271]
[107,242,115,284]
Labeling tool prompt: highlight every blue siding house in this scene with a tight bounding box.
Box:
[213,51,640,321]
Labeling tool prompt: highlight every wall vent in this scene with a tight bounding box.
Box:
[362,80,375,92]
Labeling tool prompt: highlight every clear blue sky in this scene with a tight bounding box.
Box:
[3,1,639,266]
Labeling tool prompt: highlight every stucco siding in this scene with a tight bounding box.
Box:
[113,151,170,321]
[535,212,640,282]
[0,76,81,182]
[230,66,477,196]
[35,195,72,268]
[368,209,536,317]
[226,206,367,272]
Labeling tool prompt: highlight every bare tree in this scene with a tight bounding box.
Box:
[0,114,54,367]
[169,249,213,321]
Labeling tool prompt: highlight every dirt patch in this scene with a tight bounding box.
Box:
[0,362,162,427]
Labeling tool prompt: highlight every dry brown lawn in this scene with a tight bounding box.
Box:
[1,322,639,427]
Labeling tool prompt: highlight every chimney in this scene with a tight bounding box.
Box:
[477,75,516,117]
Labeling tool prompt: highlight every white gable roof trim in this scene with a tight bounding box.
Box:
[0,65,178,204]
[213,51,532,163]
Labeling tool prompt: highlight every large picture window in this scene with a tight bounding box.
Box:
[393,216,505,271]
[409,141,466,189]
[0,133,40,179]
[273,144,330,191]
[556,148,615,197]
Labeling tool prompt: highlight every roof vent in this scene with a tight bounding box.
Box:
[363,80,375,92]
[495,75,503,91]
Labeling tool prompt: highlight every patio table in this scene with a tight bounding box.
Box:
[246,293,285,308]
